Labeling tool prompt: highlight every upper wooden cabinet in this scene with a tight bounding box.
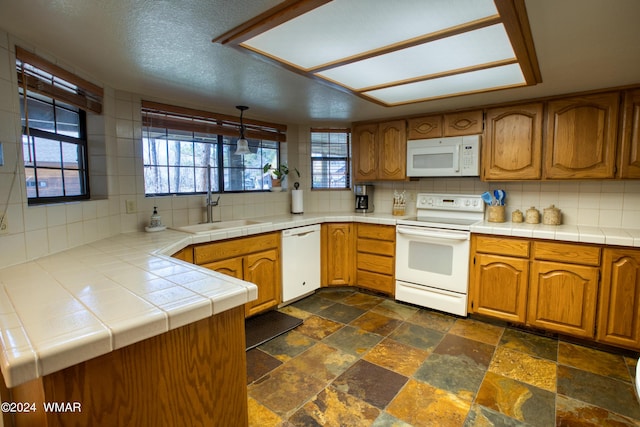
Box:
[619,89,640,178]
[482,103,543,180]
[544,92,620,179]
[352,120,406,181]
[408,110,483,139]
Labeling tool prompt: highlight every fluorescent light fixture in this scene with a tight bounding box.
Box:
[214,0,541,106]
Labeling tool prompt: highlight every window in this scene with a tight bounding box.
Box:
[16,47,103,204]
[310,128,350,189]
[142,101,286,195]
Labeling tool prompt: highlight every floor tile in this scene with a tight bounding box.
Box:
[317,302,365,324]
[288,386,380,426]
[363,337,430,377]
[286,342,357,383]
[499,328,558,361]
[248,396,281,427]
[414,335,495,401]
[558,341,631,381]
[372,412,413,426]
[314,288,355,302]
[405,308,457,333]
[557,364,640,420]
[278,304,314,320]
[489,346,557,392]
[474,371,556,427]
[248,365,327,418]
[388,322,444,352]
[257,330,316,362]
[386,378,471,427]
[333,359,408,409]
[323,324,383,356]
[370,299,419,320]
[340,291,385,310]
[556,394,640,427]
[449,317,504,345]
[463,404,528,426]
[246,348,281,384]
[294,315,343,341]
[291,293,336,314]
[349,310,403,336]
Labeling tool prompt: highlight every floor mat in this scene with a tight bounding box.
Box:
[245,310,303,351]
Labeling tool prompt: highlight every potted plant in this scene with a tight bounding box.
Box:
[263,163,299,190]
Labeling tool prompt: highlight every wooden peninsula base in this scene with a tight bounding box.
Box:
[2,306,248,427]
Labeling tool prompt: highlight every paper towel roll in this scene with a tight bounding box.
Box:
[291,189,304,214]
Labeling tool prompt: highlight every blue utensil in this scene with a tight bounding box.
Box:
[494,189,505,206]
[481,191,493,206]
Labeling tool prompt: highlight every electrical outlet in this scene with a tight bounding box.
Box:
[125,200,136,214]
[0,214,7,235]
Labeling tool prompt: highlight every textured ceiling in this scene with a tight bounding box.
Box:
[1,0,639,125]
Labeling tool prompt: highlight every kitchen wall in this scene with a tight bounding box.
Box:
[0,29,639,271]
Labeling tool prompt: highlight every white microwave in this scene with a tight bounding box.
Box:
[406,135,480,177]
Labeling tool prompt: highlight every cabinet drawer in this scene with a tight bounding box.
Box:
[356,270,394,294]
[357,252,394,275]
[194,232,279,265]
[533,241,600,266]
[357,239,395,256]
[475,235,530,258]
[357,223,395,241]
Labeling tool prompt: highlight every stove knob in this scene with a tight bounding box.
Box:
[464,199,470,206]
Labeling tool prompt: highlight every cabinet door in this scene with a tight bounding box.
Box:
[323,223,354,286]
[244,249,281,317]
[202,257,244,279]
[597,248,640,350]
[470,254,529,323]
[444,110,483,136]
[528,261,599,338]
[377,120,407,180]
[408,114,443,139]
[619,89,640,178]
[352,124,378,181]
[483,103,543,180]
[544,92,619,179]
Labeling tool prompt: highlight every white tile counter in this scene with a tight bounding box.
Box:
[1,212,637,389]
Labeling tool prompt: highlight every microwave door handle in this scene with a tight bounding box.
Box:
[397,226,469,241]
[453,144,460,172]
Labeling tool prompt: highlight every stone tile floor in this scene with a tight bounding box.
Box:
[246,288,640,426]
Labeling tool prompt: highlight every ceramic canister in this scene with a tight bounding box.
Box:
[543,204,561,225]
[525,206,540,224]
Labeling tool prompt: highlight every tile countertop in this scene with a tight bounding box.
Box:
[1,212,638,389]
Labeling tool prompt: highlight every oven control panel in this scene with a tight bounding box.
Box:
[416,193,484,212]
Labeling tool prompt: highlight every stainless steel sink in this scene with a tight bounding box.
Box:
[172,219,269,234]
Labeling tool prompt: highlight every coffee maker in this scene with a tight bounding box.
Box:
[354,184,374,213]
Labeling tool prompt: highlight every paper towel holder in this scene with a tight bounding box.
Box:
[291,181,303,214]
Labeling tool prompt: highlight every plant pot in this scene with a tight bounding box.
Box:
[270,178,282,192]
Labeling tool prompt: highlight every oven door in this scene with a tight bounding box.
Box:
[395,225,470,293]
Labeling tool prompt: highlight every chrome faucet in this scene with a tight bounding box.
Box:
[206,165,220,223]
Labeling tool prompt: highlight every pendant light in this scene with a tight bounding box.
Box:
[234,105,251,155]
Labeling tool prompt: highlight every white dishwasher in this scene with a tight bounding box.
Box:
[281,224,321,304]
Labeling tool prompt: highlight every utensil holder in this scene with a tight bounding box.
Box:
[392,203,406,216]
[486,205,506,223]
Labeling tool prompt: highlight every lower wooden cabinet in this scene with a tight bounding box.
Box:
[597,248,640,348]
[355,223,395,295]
[321,223,354,286]
[470,236,530,323]
[194,232,281,317]
[528,260,599,338]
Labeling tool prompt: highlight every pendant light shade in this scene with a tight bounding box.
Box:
[234,105,251,155]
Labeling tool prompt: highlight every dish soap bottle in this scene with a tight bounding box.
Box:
[146,206,165,231]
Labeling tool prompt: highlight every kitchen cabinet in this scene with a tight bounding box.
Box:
[194,232,281,317]
[597,248,640,350]
[408,110,483,139]
[172,246,194,263]
[321,223,354,286]
[482,103,543,180]
[469,235,530,323]
[544,92,619,179]
[618,89,640,178]
[352,120,406,181]
[355,223,395,295]
[527,241,600,338]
